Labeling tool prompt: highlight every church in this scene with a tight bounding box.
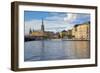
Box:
[29,19,47,39]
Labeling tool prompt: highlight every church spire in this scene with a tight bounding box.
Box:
[41,18,44,32]
[29,28,32,34]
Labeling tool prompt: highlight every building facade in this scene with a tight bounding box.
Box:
[61,30,72,39]
[72,22,90,40]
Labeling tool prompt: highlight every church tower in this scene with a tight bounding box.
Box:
[41,19,45,32]
[29,28,32,34]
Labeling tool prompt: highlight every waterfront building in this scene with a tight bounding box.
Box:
[28,19,46,40]
[61,30,72,39]
[28,19,90,40]
[30,19,45,36]
[29,19,56,40]
[72,22,90,40]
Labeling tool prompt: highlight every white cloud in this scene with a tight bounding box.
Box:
[45,13,78,24]
[64,13,77,23]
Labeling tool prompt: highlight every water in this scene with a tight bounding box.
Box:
[24,39,90,61]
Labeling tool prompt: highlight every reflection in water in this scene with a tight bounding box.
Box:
[24,40,90,61]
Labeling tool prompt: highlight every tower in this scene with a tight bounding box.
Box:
[41,19,44,32]
[29,28,32,34]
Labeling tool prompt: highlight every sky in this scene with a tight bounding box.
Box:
[24,11,90,34]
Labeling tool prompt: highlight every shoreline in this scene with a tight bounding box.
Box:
[25,39,90,42]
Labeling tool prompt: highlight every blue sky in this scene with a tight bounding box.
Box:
[24,11,90,34]
[24,11,67,21]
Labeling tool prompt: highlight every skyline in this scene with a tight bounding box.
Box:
[24,11,90,34]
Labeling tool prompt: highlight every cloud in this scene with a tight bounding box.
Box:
[25,19,42,34]
[64,13,77,23]
[70,13,90,24]
[64,13,90,24]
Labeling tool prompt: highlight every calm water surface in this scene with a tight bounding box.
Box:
[24,40,90,61]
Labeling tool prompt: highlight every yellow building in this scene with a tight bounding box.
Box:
[30,31,45,37]
[72,22,90,40]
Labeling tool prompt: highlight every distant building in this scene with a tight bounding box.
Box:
[44,31,55,39]
[31,31,45,36]
[72,22,90,40]
[28,19,46,40]
[29,19,55,39]
[61,30,68,38]
[61,21,90,40]
[61,29,72,39]
[28,19,90,40]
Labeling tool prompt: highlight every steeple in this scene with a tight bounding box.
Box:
[29,28,32,34]
[41,19,44,32]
